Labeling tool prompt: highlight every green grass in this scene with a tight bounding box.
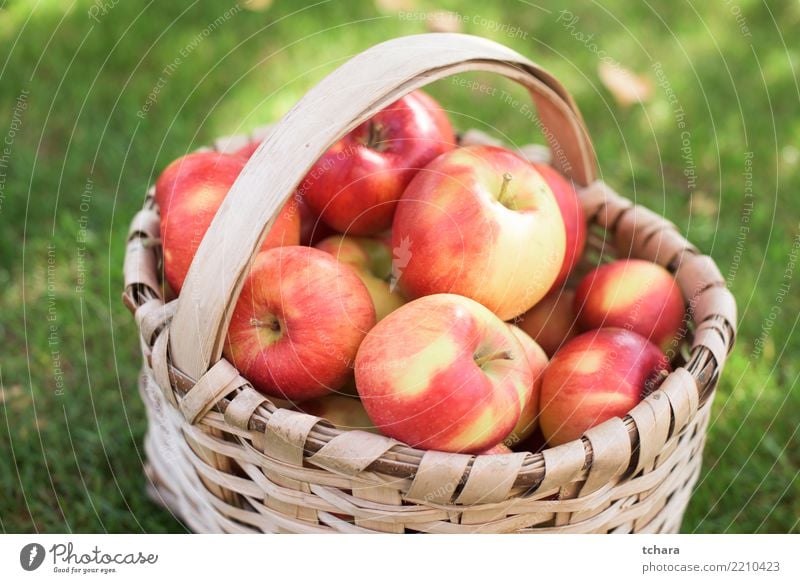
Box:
[1,0,797,533]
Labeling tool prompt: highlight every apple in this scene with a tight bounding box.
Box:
[157,152,301,293]
[155,151,241,209]
[224,246,376,401]
[539,328,671,446]
[301,90,456,235]
[315,235,405,321]
[296,394,377,432]
[516,290,580,357]
[297,196,335,246]
[477,443,513,455]
[354,293,533,453]
[532,163,586,292]
[574,259,685,350]
[391,145,566,320]
[234,140,261,160]
[504,325,548,447]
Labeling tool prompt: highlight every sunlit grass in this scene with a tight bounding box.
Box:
[0,0,797,533]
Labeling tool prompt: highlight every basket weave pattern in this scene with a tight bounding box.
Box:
[123,35,736,533]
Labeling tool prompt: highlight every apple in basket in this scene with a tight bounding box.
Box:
[224,246,376,402]
[574,259,685,350]
[315,235,406,321]
[156,151,300,293]
[503,325,548,447]
[297,394,378,433]
[301,90,456,235]
[297,196,335,246]
[516,289,580,357]
[539,328,671,446]
[391,145,566,320]
[532,163,587,294]
[354,293,533,453]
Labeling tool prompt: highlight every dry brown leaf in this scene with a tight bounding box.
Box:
[690,191,719,217]
[598,61,652,107]
[426,11,463,33]
[375,0,417,12]
[242,0,273,11]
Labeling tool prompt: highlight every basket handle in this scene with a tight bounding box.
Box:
[169,33,597,380]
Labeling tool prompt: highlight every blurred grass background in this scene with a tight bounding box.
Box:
[0,0,797,533]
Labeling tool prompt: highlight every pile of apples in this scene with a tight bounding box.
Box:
[156,90,685,455]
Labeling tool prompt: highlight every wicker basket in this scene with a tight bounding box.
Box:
[122,34,736,533]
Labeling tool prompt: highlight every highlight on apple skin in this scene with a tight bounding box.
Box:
[301,90,456,235]
[531,163,587,294]
[354,293,533,453]
[157,152,300,293]
[504,325,549,447]
[224,246,376,402]
[391,145,566,320]
[539,328,671,446]
[574,259,685,350]
[516,289,580,357]
[315,235,406,321]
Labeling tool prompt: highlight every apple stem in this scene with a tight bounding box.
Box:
[497,172,514,207]
[474,349,514,368]
[250,316,281,333]
[366,121,385,151]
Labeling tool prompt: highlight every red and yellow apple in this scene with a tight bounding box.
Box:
[297,395,377,432]
[354,293,533,453]
[301,90,456,235]
[391,145,566,320]
[157,152,300,292]
[539,328,671,446]
[516,290,580,357]
[574,259,685,350]
[315,235,405,321]
[504,325,548,447]
[225,246,376,401]
[532,163,586,293]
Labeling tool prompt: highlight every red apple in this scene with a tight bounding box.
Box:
[155,151,240,210]
[539,328,671,446]
[297,196,335,246]
[224,246,376,401]
[316,235,405,321]
[297,395,377,433]
[234,140,261,160]
[574,259,685,350]
[532,163,586,292]
[516,290,580,357]
[157,152,301,293]
[504,325,548,447]
[301,90,456,235]
[392,145,566,320]
[354,293,533,453]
